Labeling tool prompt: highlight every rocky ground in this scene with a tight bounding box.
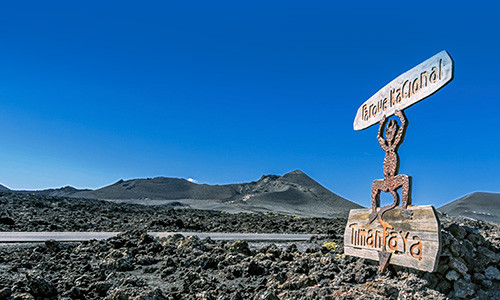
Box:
[0,193,344,234]
[0,193,499,299]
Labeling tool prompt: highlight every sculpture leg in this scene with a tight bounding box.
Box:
[378,188,399,222]
[389,189,399,208]
[395,174,413,219]
[369,179,385,224]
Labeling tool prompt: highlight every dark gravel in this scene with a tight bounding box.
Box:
[0,193,499,299]
[0,193,344,234]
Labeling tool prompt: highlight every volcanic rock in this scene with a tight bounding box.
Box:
[0,217,14,226]
[445,270,460,281]
[453,278,475,298]
[0,193,499,299]
[26,275,57,297]
[449,257,468,275]
[485,266,500,280]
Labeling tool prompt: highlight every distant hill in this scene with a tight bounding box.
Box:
[0,184,10,192]
[223,170,361,216]
[71,177,234,200]
[439,192,500,224]
[16,186,92,197]
[22,170,362,218]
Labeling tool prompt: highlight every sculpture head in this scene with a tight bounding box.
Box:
[385,119,399,142]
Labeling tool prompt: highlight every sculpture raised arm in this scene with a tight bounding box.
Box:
[393,110,408,147]
[377,115,388,151]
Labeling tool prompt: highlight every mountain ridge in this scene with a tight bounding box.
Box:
[7,170,361,218]
[438,192,500,224]
[0,184,10,192]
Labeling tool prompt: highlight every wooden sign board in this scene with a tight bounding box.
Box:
[344,205,441,272]
[353,51,454,130]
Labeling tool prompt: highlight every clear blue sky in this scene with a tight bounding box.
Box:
[0,1,498,208]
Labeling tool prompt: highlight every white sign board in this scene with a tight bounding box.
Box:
[353,51,454,131]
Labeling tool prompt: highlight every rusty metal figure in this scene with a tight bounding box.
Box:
[368,110,413,225]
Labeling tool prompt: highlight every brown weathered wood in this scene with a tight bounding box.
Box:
[344,205,441,272]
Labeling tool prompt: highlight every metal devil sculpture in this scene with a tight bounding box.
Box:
[368,110,413,271]
[369,110,412,225]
